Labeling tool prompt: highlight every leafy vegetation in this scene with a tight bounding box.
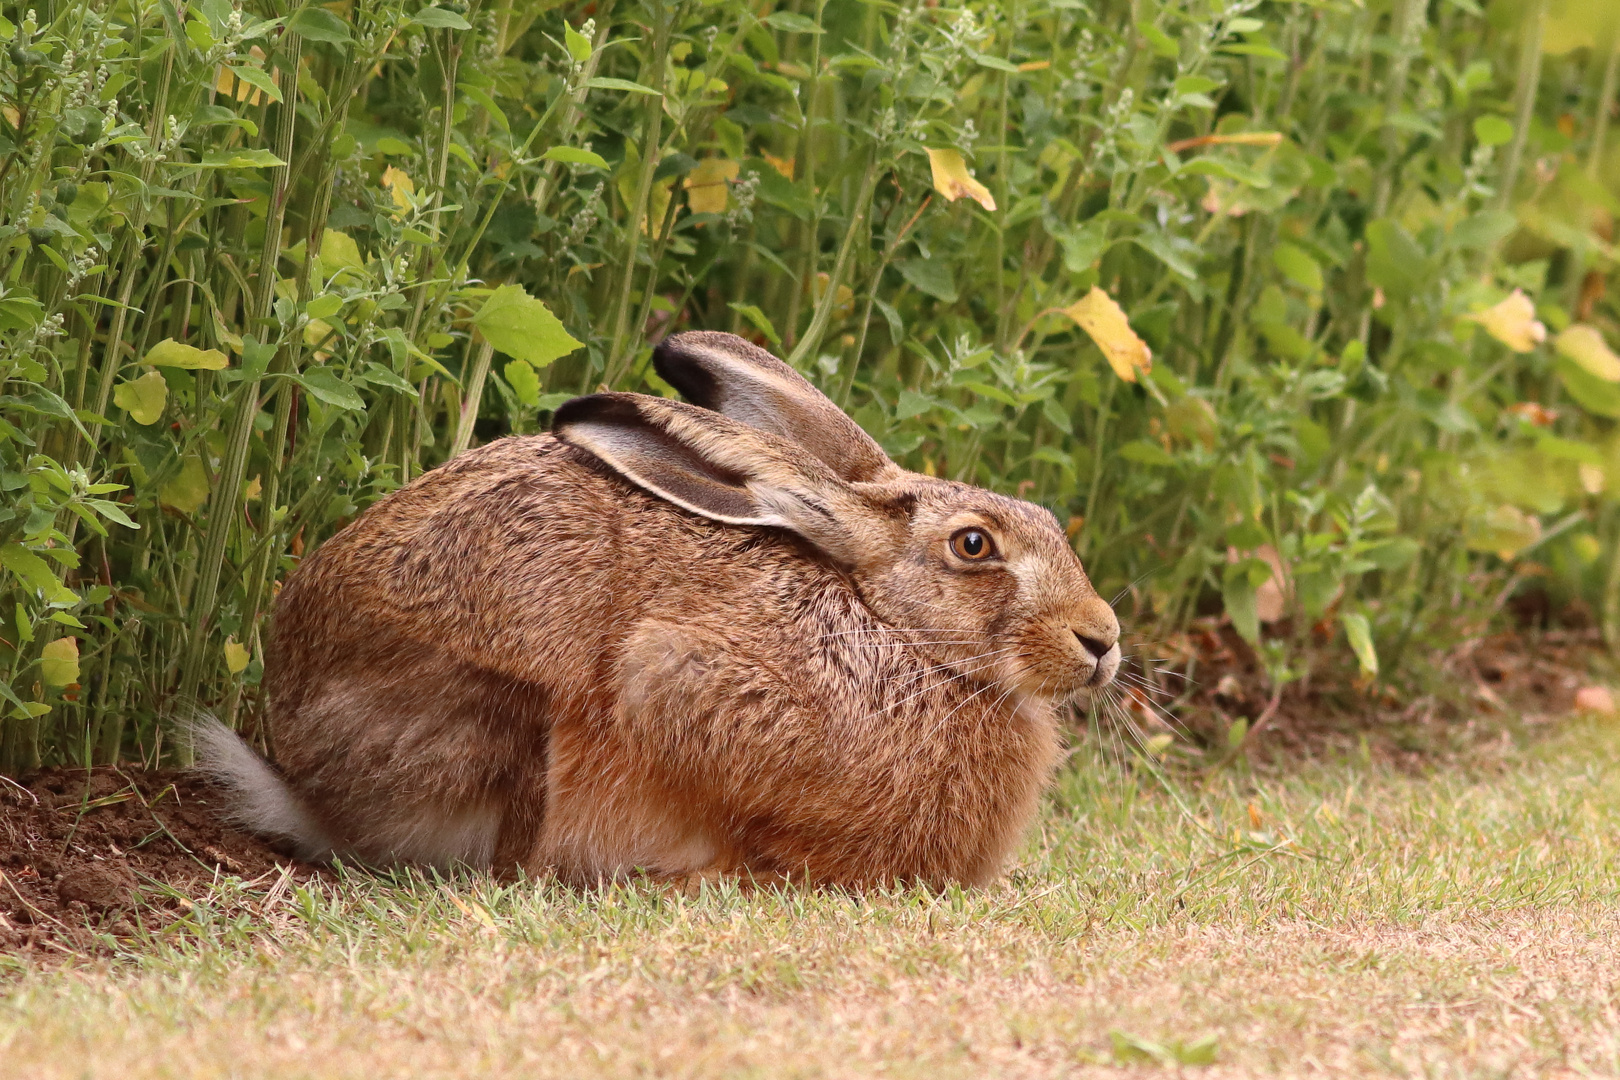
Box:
[0,0,1618,770]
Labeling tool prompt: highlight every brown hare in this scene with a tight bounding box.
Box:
[197,331,1120,888]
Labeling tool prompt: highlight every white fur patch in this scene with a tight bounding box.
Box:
[188,716,334,862]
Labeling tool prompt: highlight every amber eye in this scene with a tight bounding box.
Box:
[949,528,996,561]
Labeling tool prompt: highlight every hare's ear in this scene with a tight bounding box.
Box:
[554,393,891,565]
[653,331,894,483]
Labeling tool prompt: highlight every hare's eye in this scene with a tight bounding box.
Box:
[949,528,996,561]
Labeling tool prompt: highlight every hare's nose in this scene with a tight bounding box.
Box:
[1073,630,1116,660]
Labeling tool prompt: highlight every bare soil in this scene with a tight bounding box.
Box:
[0,767,312,961]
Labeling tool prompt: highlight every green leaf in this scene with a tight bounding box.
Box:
[505,359,541,407]
[227,63,282,103]
[1364,218,1428,300]
[458,82,508,132]
[1221,42,1287,60]
[197,148,288,169]
[1340,612,1379,678]
[564,23,593,62]
[1222,562,1260,644]
[1451,210,1517,251]
[160,454,211,514]
[727,303,781,347]
[585,76,662,96]
[40,637,79,687]
[763,11,823,33]
[1119,438,1176,466]
[1273,243,1323,291]
[1136,20,1179,58]
[306,294,343,320]
[1132,233,1198,280]
[957,381,1020,407]
[295,368,367,411]
[1178,157,1272,188]
[112,370,169,425]
[471,286,583,368]
[145,338,229,370]
[316,229,364,275]
[413,5,472,29]
[357,361,417,396]
[895,389,938,420]
[1473,115,1513,147]
[897,258,958,303]
[287,5,351,43]
[1,543,63,593]
[973,52,1022,73]
[86,499,139,530]
[542,146,610,169]
[1558,357,1620,417]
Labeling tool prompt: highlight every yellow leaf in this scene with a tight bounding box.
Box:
[212,307,245,355]
[1166,131,1284,152]
[762,152,795,179]
[41,637,79,688]
[1467,289,1547,353]
[684,158,739,215]
[642,178,673,236]
[925,148,997,212]
[224,638,251,675]
[160,453,211,514]
[1466,504,1541,560]
[144,338,229,370]
[382,166,415,211]
[1579,462,1606,494]
[215,64,264,105]
[304,317,335,356]
[813,272,854,318]
[1556,324,1620,381]
[113,370,169,425]
[1059,287,1152,382]
[318,228,365,275]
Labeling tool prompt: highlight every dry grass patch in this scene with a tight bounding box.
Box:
[3,720,1619,1078]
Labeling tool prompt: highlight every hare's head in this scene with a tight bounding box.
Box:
[555,332,1119,703]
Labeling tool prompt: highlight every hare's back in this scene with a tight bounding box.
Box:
[271,435,661,681]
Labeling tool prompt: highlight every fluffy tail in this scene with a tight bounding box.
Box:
[188,716,333,862]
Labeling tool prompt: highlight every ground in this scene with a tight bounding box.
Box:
[1,707,1619,1078]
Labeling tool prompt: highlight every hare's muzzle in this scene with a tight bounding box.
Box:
[1068,600,1121,689]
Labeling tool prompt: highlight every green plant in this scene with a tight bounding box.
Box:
[1,0,1618,771]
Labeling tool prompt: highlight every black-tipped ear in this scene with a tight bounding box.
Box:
[553,393,883,565]
[554,394,767,524]
[653,331,894,483]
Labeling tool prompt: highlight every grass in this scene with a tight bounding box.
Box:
[4,718,1620,1078]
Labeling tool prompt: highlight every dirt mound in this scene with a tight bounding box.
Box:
[0,767,313,960]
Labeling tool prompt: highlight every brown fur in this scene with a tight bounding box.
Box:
[234,332,1120,888]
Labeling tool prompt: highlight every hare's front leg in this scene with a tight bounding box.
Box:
[526,621,750,885]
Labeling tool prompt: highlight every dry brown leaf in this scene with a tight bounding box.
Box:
[1504,402,1559,427]
[1468,289,1547,353]
[926,148,997,212]
[1059,286,1152,382]
[762,153,795,180]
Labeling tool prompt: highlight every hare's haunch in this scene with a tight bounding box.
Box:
[199,332,1120,888]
